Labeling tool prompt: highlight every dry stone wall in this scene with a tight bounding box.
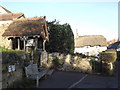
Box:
[47,52,92,74]
[2,52,25,89]
[2,65,23,88]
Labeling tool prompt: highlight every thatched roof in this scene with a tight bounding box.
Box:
[2,16,49,41]
[0,12,25,21]
[0,5,12,14]
[0,5,25,21]
[75,35,107,48]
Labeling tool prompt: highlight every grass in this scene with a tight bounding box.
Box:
[1,46,26,73]
[0,46,24,53]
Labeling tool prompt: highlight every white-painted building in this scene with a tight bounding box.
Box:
[74,35,107,56]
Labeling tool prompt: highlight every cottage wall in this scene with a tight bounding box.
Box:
[0,21,12,48]
[74,46,107,56]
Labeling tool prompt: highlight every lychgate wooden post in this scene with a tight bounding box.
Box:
[35,37,38,50]
[23,40,26,51]
[9,38,13,49]
[18,38,20,50]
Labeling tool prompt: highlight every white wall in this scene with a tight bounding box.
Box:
[74,46,107,56]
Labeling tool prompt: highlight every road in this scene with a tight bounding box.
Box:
[39,69,118,88]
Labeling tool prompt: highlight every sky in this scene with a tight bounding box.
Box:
[0,0,118,41]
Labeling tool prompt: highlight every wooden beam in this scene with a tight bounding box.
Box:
[24,40,26,51]
[9,39,13,49]
[18,38,20,50]
[35,38,38,50]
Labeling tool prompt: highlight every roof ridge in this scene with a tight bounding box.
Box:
[15,16,45,21]
[0,5,12,13]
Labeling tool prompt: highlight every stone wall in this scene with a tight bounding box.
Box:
[0,21,12,48]
[2,65,23,88]
[47,52,92,74]
[2,51,25,89]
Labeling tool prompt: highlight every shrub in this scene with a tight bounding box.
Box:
[33,50,39,64]
[99,51,117,63]
[51,57,63,69]
[102,63,114,75]
[99,49,117,75]
[2,52,24,65]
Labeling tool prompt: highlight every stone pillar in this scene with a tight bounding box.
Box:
[35,38,38,50]
[18,38,20,50]
[9,39,13,49]
[40,51,48,67]
[43,40,46,51]
[65,54,71,64]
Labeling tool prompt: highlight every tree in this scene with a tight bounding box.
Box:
[46,20,74,54]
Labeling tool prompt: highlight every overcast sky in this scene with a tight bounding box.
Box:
[1,0,118,41]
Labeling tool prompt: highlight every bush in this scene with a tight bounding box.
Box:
[99,49,117,75]
[99,51,117,63]
[51,57,64,69]
[33,50,39,64]
[2,52,24,65]
[102,63,114,75]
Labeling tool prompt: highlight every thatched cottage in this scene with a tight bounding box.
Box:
[74,35,107,56]
[0,5,25,48]
[2,16,49,51]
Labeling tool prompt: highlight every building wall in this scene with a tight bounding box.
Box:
[74,46,107,56]
[0,21,12,48]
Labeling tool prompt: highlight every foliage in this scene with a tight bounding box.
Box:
[51,57,64,69]
[2,52,24,65]
[0,46,24,53]
[33,50,39,64]
[99,51,117,63]
[1,46,26,73]
[102,63,115,75]
[46,20,74,54]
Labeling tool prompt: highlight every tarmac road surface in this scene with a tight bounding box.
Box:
[39,70,118,88]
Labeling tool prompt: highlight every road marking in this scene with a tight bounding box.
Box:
[68,74,88,89]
